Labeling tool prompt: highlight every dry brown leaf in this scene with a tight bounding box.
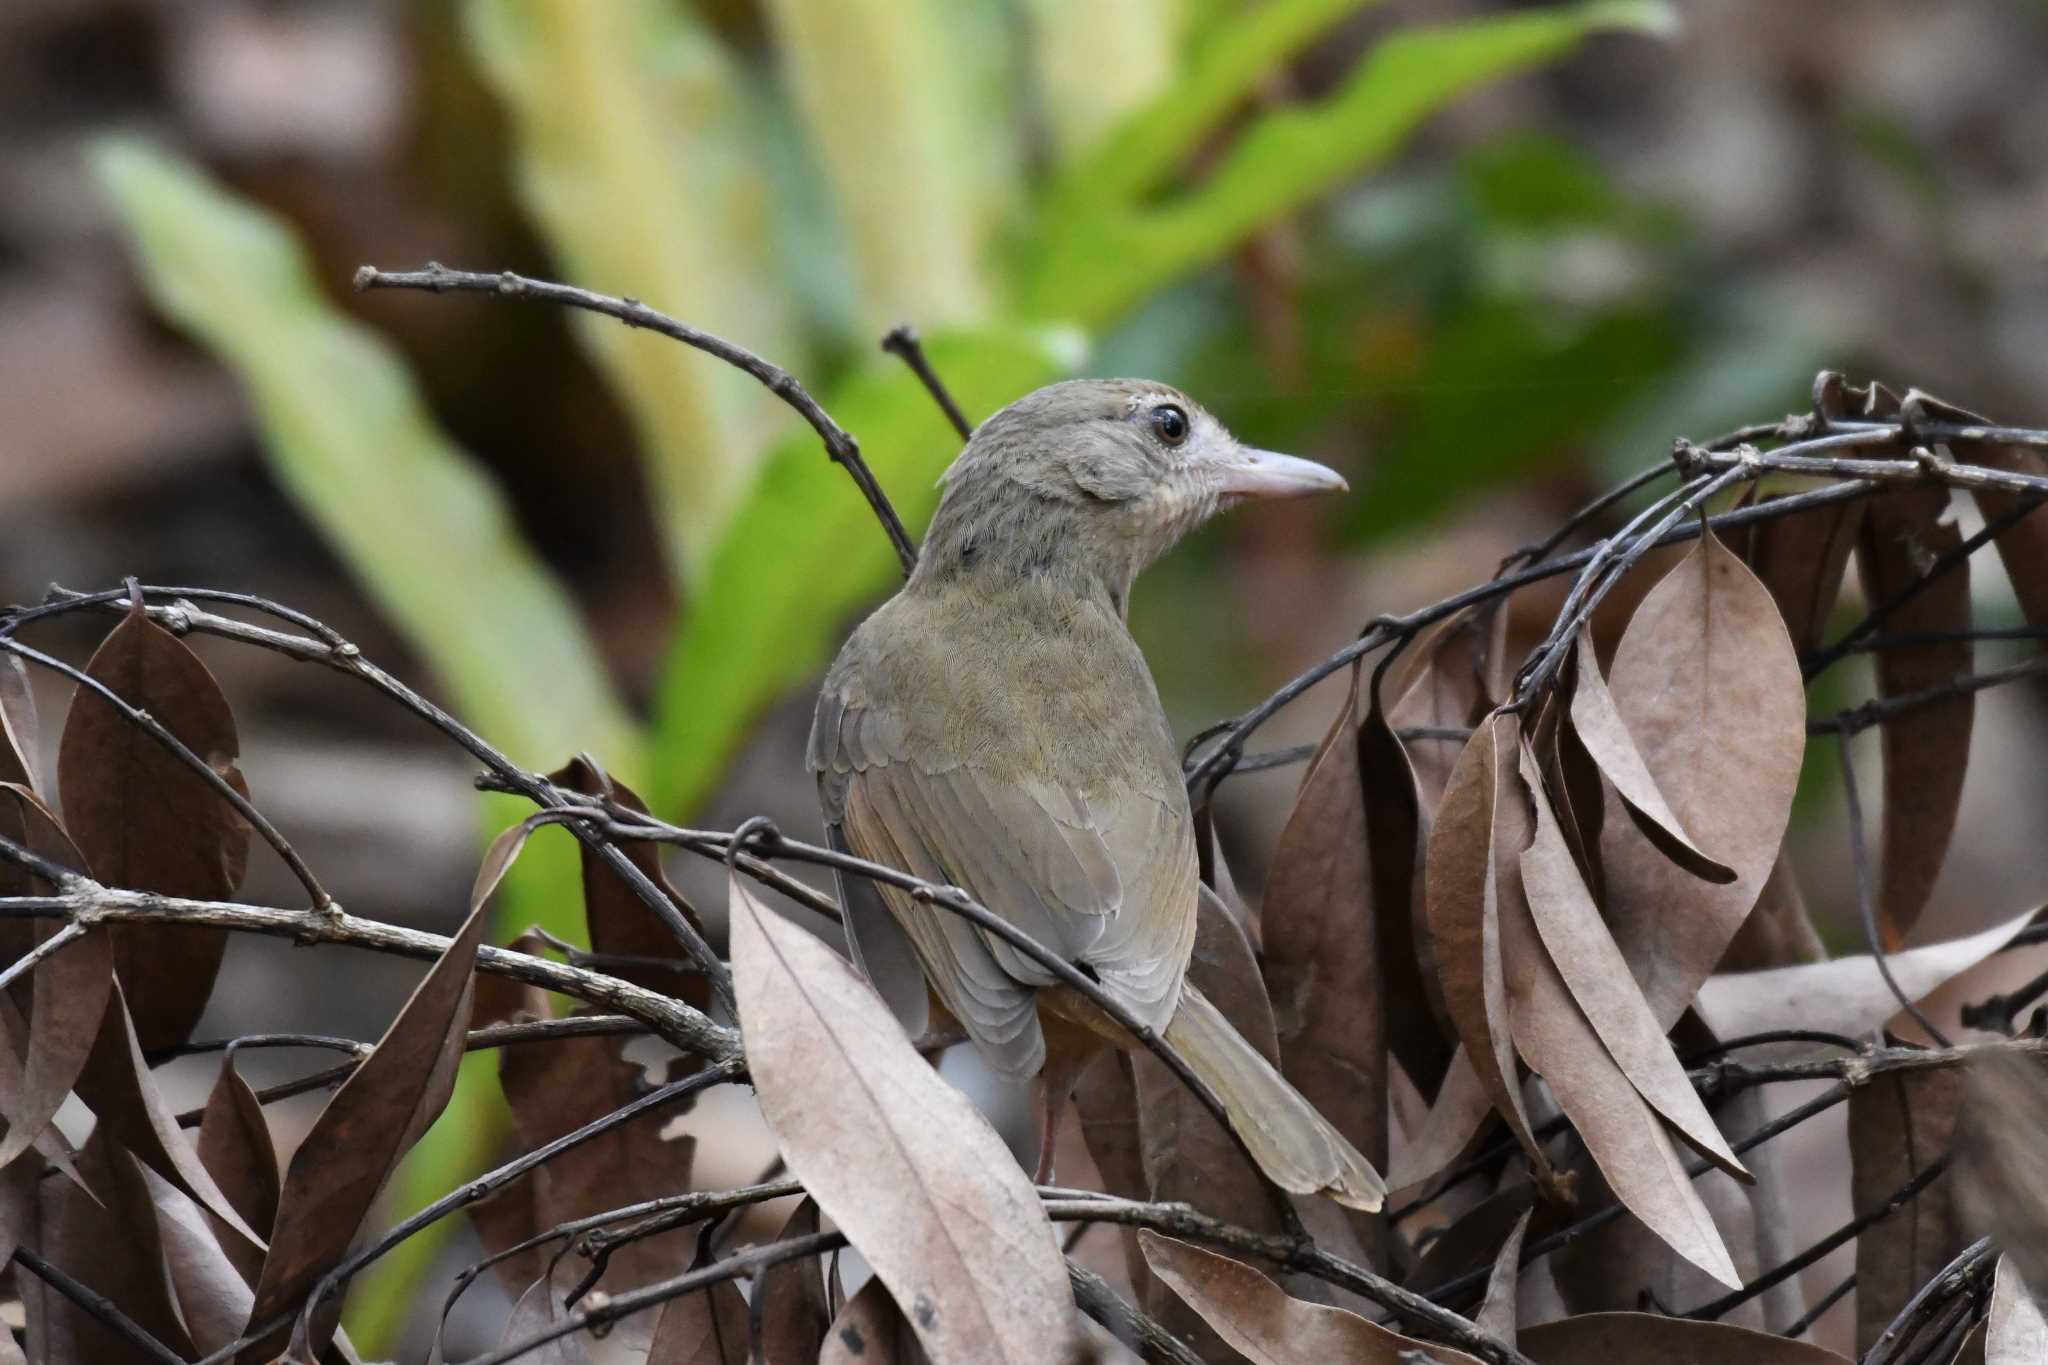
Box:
[1073,1049,1154,1299]
[1135,883,1295,1355]
[148,1164,258,1356]
[729,873,1076,1365]
[74,979,262,1244]
[1261,668,1389,1230]
[0,654,41,799]
[1499,755,1739,1288]
[1401,1186,1537,1295]
[1897,388,2048,632]
[649,1278,751,1365]
[1716,852,1825,972]
[1360,683,1453,1102]
[1387,1045,1492,1190]
[1856,485,1974,947]
[551,756,710,1006]
[752,1199,832,1365]
[0,784,112,1173]
[1140,1231,1484,1364]
[1599,529,1805,1028]
[1420,712,1550,1179]
[1520,1311,1851,1362]
[1984,1254,2048,1365]
[1474,1206,1531,1346]
[1954,1050,2048,1305]
[1566,631,1734,884]
[1515,745,1745,1179]
[239,820,505,1363]
[57,602,251,1052]
[1694,907,2039,1053]
[1738,492,1867,653]
[1389,611,1494,822]
[1850,1051,1967,1356]
[195,1051,280,1285]
[1549,1082,1789,1329]
[26,1134,199,1364]
[820,1275,925,1365]
[498,1275,591,1365]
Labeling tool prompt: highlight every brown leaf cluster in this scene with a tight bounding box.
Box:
[5,374,2048,1363]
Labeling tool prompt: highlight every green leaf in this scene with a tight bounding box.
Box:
[761,0,1007,331]
[1045,0,1389,205]
[465,0,808,574]
[649,325,1085,816]
[1022,0,1676,325]
[92,138,639,777]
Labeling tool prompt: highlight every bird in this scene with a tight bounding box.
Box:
[808,378,1385,1211]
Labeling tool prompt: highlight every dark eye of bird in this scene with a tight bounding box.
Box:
[1151,404,1189,446]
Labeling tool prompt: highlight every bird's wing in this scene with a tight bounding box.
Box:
[810,679,1197,1079]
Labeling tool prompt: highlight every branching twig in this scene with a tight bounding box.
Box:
[20,583,735,1011]
[354,263,919,576]
[0,870,734,1061]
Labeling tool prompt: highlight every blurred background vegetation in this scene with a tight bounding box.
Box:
[5,0,2048,1354]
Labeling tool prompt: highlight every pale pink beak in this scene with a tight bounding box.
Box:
[1210,446,1349,499]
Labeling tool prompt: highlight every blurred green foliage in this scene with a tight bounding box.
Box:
[94,0,1678,1348]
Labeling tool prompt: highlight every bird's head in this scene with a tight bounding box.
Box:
[914,378,1347,609]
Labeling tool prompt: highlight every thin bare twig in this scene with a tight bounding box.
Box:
[22,583,735,1010]
[1069,1260,1206,1365]
[881,323,974,440]
[0,918,86,994]
[13,1245,190,1365]
[355,263,919,575]
[0,867,734,1061]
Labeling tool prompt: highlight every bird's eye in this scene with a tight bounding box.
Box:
[1151,404,1189,447]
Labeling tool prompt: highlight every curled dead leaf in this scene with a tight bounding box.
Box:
[1598,529,1805,1028]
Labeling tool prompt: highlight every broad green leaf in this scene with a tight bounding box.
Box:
[763,0,1004,331]
[92,138,638,775]
[466,0,805,574]
[1045,0,1388,205]
[649,326,1084,815]
[1022,0,1676,325]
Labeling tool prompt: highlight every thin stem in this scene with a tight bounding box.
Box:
[0,918,86,994]
[13,1245,190,1365]
[1782,1272,1855,1340]
[1069,1260,1205,1365]
[356,263,918,575]
[881,323,974,439]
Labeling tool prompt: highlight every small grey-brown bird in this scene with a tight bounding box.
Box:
[809,378,1384,1210]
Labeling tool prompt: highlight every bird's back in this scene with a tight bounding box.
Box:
[809,576,1199,1077]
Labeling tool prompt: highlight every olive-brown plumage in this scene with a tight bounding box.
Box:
[809,378,1384,1210]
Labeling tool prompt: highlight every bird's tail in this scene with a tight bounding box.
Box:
[1162,981,1387,1212]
